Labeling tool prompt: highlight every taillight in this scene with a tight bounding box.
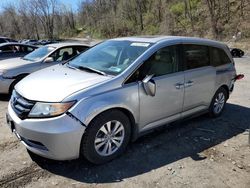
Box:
[234,74,244,81]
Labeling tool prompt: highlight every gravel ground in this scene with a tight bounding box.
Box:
[0,57,250,188]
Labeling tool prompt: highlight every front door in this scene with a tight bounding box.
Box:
[135,45,185,131]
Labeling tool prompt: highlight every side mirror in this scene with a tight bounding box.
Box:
[43,57,54,63]
[142,74,156,96]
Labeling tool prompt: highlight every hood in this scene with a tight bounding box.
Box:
[0,57,34,70]
[15,64,111,102]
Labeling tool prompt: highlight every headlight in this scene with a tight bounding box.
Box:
[28,101,76,118]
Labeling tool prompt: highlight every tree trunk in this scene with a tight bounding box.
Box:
[205,0,219,39]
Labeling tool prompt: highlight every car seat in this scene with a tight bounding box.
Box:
[62,51,70,61]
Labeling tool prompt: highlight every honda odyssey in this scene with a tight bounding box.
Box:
[6,36,240,164]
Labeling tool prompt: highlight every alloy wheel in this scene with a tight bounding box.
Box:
[213,92,225,114]
[94,120,125,156]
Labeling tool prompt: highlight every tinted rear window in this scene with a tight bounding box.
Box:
[0,45,13,52]
[76,46,89,52]
[0,38,6,43]
[211,47,231,67]
[184,44,210,70]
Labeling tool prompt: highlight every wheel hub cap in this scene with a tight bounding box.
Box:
[94,120,125,156]
[213,92,225,114]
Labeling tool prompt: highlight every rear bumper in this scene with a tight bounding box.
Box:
[7,102,86,160]
[0,77,13,94]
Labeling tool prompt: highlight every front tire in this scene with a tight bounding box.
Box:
[81,110,131,164]
[9,76,26,95]
[9,79,19,95]
[209,87,227,117]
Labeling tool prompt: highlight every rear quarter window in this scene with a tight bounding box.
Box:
[76,46,89,53]
[210,47,232,67]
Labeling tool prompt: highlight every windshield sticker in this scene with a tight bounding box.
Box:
[109,66,121,72]
[130,42,150,47]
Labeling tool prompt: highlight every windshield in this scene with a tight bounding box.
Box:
[68,40,152,75]
[23,46,56,61]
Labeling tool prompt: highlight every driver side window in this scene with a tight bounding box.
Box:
[126,45,180,83]
[49,47,73,62]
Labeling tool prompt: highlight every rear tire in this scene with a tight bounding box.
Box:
[239,50,244,58]
[209,87,227,117]
[81,110,131,164]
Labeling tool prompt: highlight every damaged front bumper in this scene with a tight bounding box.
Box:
[7,103,86,160]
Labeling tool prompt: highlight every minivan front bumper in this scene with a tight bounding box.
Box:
[7,103,86,160]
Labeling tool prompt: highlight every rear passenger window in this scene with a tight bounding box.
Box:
[14,45,21,52]
[0,38,6,43]
[0,45,13,52]
[184,44,209,70]
[211,47,231,67]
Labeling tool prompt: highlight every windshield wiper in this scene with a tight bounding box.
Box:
[77,66,107,76]
[66,63,78,70]
[21,57,31,61]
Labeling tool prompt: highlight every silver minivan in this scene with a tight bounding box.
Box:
[7,36,240,164]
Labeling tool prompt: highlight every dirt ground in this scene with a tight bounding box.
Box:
[0,57,249,188]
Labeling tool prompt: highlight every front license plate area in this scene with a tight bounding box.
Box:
[6,114,11,128]
[6,114,14,132]
[6,114,21,140]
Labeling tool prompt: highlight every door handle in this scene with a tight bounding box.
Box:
[185,80,194,87]
[175,83,184,89]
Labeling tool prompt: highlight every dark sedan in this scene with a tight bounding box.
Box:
[0,37,17,43]
[0,43,38,60]
[230,48,245,58]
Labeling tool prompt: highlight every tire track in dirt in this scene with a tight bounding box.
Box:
[0,163,51,188]
[0,140,20,151]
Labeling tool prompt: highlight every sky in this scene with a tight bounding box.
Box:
[0,0,81,12]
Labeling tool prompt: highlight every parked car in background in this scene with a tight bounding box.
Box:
[0,43,90,94]
[38,40,50,45]
[22,39,39,45]
[230,48,244,58]
[0,37,17,44]
[21,39,60,46]
[36,39,59,45]
[6,36,242,164]
[0,43,37,60]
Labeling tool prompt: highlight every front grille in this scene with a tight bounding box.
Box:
[11,90,35,119]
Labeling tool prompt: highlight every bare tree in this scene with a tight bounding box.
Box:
[0,0,249,40]
[31,0,58,39]
[204,0,222,39]
[18,0,41,39]
[3,5,21,38]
